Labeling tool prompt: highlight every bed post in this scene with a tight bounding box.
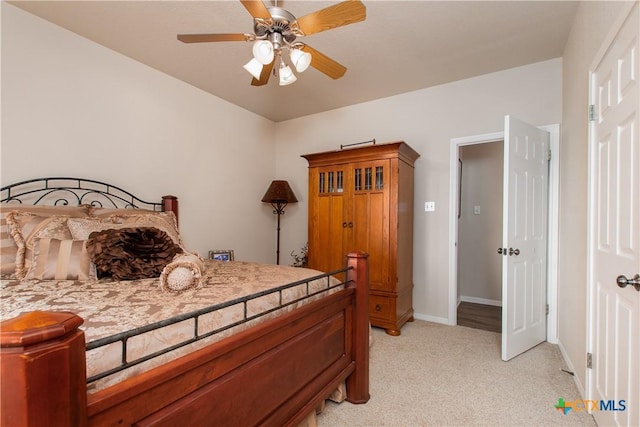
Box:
[1,311,88,427]
[345,251,370,404]
[162,195,179,223]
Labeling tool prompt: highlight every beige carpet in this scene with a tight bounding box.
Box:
[317,320,596,426]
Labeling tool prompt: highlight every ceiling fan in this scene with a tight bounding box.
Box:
[177,0,366,86]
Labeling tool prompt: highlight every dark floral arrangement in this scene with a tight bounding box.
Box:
[290,244,308,268]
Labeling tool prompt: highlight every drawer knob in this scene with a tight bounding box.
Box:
[375,304,382,312]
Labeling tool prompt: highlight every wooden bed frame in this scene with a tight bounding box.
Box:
[0,178,370,426]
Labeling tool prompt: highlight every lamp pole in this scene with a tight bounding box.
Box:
[271,201,287,265]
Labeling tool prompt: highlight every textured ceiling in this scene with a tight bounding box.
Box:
[10,1,580,122]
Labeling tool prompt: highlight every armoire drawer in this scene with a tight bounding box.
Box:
[369,295,391,321]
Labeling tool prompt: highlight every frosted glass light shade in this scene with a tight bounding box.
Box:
[279,65,297,86]
[243,58,263,80]
[252,40,274,65]
[290,49,312,73]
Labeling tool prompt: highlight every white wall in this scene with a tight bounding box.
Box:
[275,58,562,323]
[458,142,503,304]
[558,0,631,396]
[1,3,278,263]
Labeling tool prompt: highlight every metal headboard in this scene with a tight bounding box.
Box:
[0,177,170,212]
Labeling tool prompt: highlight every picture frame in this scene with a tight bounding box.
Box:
[208,250,234,262]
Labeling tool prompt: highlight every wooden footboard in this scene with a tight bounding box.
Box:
[0,252,369,427]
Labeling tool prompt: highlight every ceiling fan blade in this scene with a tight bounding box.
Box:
[296,0,366,36]
[301,45,347,79]
[177,34,250,43]
[240,0,272,20]
[251,60,274,86]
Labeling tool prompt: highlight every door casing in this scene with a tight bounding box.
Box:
[448,124,560,344]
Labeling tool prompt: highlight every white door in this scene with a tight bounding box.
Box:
[588,3,639,426]
[501,115,550,361]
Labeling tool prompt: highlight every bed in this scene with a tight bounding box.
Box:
[0,177,370,426]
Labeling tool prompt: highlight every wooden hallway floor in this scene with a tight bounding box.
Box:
[457,302,501,333]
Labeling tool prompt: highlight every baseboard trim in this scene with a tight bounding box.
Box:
[557,339,586,399]
[459,295,502,307]
[413,312,450,325]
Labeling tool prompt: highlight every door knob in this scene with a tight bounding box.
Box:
[497,248,507,255]
[616,274,640,291]
[509,248,520,256]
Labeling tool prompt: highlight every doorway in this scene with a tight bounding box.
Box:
[448,121,560,349]
[457,141,503,333]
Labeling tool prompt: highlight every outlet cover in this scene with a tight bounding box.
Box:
[425,201,435,212]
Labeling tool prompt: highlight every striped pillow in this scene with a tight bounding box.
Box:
[0,213,18,276]
[27,238,95,280]
[0,204,90,277]
[6,213,73,279]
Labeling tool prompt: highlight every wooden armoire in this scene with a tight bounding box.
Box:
[302,141,420,335]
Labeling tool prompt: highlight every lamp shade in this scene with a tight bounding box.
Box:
[243,58,263,80]
[290,49,312,73]
[261,180,298,204]
[279,64,297,86]
[253,40,274,65]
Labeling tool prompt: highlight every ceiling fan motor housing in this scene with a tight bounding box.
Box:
[254,7,302,44]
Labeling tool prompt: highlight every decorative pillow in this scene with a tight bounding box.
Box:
[69,212,182,247]
[67,217,122,240]
[112,212,182,247]
[0,215,18,277]
[160,252,205,292]
[6,212,74,280]
[86,227,183,280]
[26,238,95,280]
[0,204,90,277]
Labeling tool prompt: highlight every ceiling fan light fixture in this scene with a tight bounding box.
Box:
[252,40,274,65]
[243,58,263,80]
[279,64,297,86]
[290,48,312,73]
[177,0,366,87]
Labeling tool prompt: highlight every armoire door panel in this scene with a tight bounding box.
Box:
[316,194,345,273]
[350,160,390,290]
[352,191,389,290]
[308,164,347,273]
